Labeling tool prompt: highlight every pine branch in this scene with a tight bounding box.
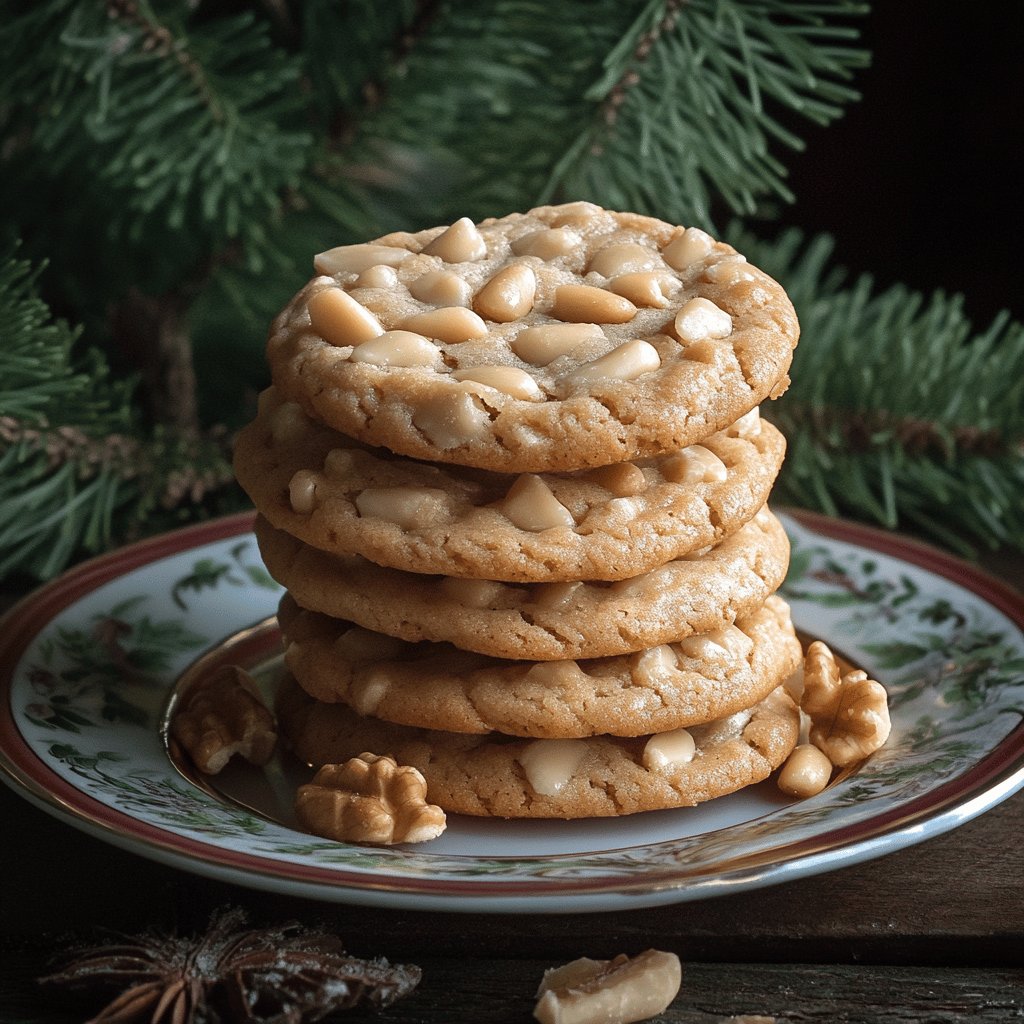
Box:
[541,0,870,225]
[735,227,1024,555]
[0,249,239,581]
[2,2,311,257]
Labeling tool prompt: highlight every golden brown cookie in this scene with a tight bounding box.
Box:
[277,678,800,818]
[256,506,791,661]
[233,389,784,582]
[266,203,798,472]
[277,593,802,739]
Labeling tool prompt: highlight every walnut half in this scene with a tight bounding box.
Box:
[802,641,891,767]
[295,753,447,846]
[534,950,682,1024]
[171,665,277,775]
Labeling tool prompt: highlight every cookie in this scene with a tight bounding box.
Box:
[233,389,784,582]
[256,506,791,661]
[277,593,802,739]
[277,678,800,818]
[267,203,799,472]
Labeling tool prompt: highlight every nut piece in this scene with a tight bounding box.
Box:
[728,407,762,438]
[438,576,506,608]
[777,743,833,798]
[642,727,696,771]
[452,365,543,400]
[586,461,647,497]
[295,753,447,845]
[518,738,589,797]
[354,485,449,530]
[607,272,678,308]
[662,227,714,270]
[270,401,310,443]
[171,665,277,775]
[409,269,473,307]
[802,641,891,767]
[308,287,385,348]
[534,950,682,1024]
[512,323,604,366]
[550,284,637,325]
[400,306,489,344]
[499,474,575,531]
[661,445,728,485]
[674,297,733,343]
[564,339,661,386]
[588,243,663,278]
[412,386,490,448]
[474,263,537,322]
[511,227,580,260]
[288,469,319,514]
[423,216,487,262]
[313,243,410,276]
[353,264,399,289]
[703,254,756,284]
[350,330,441,368]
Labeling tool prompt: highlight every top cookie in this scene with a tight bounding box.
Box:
[268,202,799,472]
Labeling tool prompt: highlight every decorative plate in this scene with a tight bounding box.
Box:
[1,510,1022,913]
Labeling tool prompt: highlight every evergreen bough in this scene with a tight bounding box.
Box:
[1,0,1019,579]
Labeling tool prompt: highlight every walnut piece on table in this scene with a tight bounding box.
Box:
[534,950,682,1024]
[171,664,277,774]
[295,753,447,845]
[802,640,891,768]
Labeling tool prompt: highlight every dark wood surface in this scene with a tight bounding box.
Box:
[2,550,1023,1022]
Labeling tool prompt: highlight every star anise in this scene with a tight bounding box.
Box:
[39,907,421,1023]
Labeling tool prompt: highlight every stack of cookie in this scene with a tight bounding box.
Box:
[234,202,803,819]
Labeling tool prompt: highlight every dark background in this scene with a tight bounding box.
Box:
[786,5,1022,326]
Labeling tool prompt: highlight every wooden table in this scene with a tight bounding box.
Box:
[2,547,1023,1022]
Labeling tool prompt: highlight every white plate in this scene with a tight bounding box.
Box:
[2,511,1023,912]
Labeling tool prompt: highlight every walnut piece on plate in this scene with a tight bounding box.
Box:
[802,640,891,768]
[171,664,277,775]
[295,752,446,845]
[534,950,682,1024]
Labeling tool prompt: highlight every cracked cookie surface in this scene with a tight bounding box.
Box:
[257,506,790,660]
[277,593,802,739]
[277,678,800,818]
[266,203,798,473]
[233,389,785,582]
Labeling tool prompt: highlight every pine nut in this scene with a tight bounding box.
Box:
[510,227,579,260]
[452,365,543,400]
[401,306,488,344]
[288,470,319,514]
[353,264,399,289]
[499,474,575,531]
[354,486,449,530]
[308,287,384,347]
[662,444,728,484]
[349,330,440,368]
[662,226,714,270]
[423,216,487,262]
[642,727,696,770]
[412,386,490,448]
[511,323,603,366]
[729,407,762,438]
[674,297,733,342]
[564,339,660,386]
[586,462,647,497]
[588,242,662,277]
[607,272,678,308]
[473,263,537,322]
[550,284,637,324]
[313,243,410,276]
[409,269,473,307]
